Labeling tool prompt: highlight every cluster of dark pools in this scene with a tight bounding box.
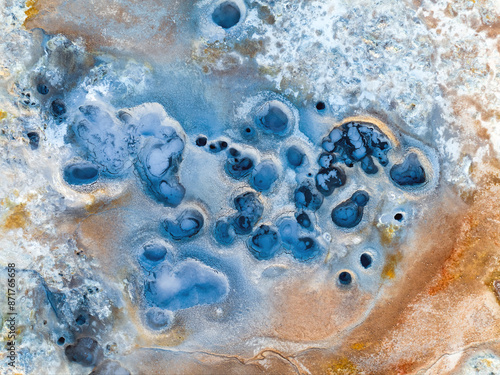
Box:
[29,86,428,290]
[55,99,427,290]
[17,8,433,369]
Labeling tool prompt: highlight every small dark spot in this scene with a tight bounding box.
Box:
[57,337,66,345]
[242,126,256,139]
[394,213,403,221]
[196,136,207,147]
[229,147,240,157]
[360,253,372,269]
[37,84,49,95]
[43,320,47,325]
[339,271,352,285]
[315,101,326,111]
[219,141,228,149]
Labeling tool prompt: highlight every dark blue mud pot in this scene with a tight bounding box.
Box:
[214,219,235,245]
[231,192,264,235]
[142,244,168,262]
[296,211,311,229]
[145,261,229,311]
[228,147,240,157]
[51,99,66,117]
[360,155,378,174]
[36,83,49,95]
[351,190,369,206]
[164,208,204,240]
[195,136,207,146]
[286,146,305,168]
[212,1,241,29]
[315,101,326,111]
[232,214,253,235]
[75,314,87,325]
[251,160,278,192]
[27,131,39,150]
[390,153,426,187]
[322,122,392,173]
[294,181,323,211]
[331,190,369,228]
[63,162,99,185]
[65,337,101,367]
[277,217,320,261]
[225,156,254,179]
[338,271,352,285]
[157,180,185,207]
[292,237,319,261]
[248,224,280,260]
[139,243,169,270]
[234,191,264,218]
[315,166,346,196]
[360,253,372,269]
[255,104,289,135]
